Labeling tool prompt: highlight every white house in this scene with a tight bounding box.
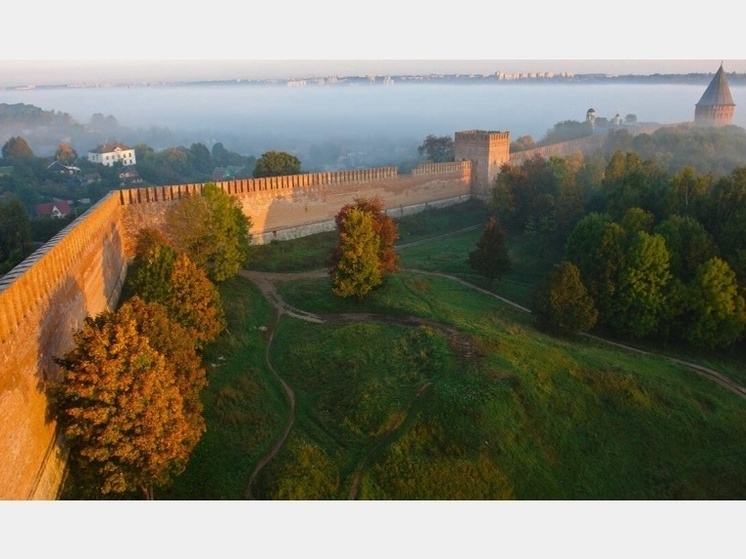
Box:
[87,142,137,167]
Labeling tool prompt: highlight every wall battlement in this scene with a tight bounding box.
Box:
[0,192,128,499]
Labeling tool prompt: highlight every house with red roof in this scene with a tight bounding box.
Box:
[35,200,71,218]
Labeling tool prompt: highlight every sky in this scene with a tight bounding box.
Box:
[2,1,746,86]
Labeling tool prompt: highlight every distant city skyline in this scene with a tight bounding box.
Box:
[1,59,746,88]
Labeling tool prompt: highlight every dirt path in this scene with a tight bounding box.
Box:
[239,260,746,498]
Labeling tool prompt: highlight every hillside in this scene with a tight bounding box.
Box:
[138,201,746,500]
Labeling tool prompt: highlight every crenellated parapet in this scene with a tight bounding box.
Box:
[0,192,128,499]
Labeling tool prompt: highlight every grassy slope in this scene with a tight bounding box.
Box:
[271,272,746,499]
[165,199,745,499]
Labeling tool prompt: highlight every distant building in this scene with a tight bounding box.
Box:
[586,108,596,128]
[35,200,71,218]
[118,165,142,185]
[695,63,735,126]
[87,142,137,167]
[47,161,80,175]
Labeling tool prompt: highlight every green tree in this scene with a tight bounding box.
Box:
[468,216,511,287]
[51,301,197,499]
[0,194,32,273]
[329,207,382,299]
[54,143,78,165]
[165,183,251,282]
[188,142,212,175]
[126,238,226,348]
[665,166,711,217]
[609,232,672,339]
[253,150,301,178]
[602,151,669,219]
[654,215,718,282]
[683,257,746,349]
[2,136,34,159]
[417,134,454,163]
[564,212,626,320]
[329,196,399,277]
[533,261,598,334]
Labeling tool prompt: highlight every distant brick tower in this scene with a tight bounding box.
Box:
[695,62,736,126]
[454,130,511,198]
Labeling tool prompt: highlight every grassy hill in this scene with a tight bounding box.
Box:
[160,199,746,500]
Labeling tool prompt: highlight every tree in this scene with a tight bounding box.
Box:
[0,194,32,273]
[253,150,301,178]
[468,216,511,287]
[127,297,207,452]
[609,232,672,339]
[125,237,226,348]
[55,143,78,165]
[683,257,746,349]
[329,196,399,277]
[654,215,718,282]
[165,183,251,282]
[665,166,710,217]
[188,142,212,175]
[533,261,598,334]
[51,301,198,499]
[565,212,626,321]
[329,207,382,299]
[417,134,454,163]
[2,136,34,159]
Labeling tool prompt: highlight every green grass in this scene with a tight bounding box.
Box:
[252,272,746,499]
[160,276,289,499]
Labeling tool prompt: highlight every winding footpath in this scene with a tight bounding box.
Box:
[240,240,746,499]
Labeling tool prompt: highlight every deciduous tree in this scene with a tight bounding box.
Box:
[126,239,226,348]
[54,143,78,165]
[329,207,382,299]
[0,194,32,273]
[609,231,672,338]
[2,136,34,159]
[253,150,301,178]
[165,183,251,282]
[533,261,598,334]
[417,134,454,163]
[683,257,746,349]
[51,301,197,499]
[329,196,399,277]
[468,216,511,287]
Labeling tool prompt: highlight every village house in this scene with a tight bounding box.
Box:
[86,142,137,167]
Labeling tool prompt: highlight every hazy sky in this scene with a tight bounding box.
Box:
[2,59,746,88]
[2,1,745,86]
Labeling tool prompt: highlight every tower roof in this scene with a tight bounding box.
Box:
[696,63,735,107]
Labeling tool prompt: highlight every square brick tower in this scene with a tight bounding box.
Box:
[454,130,511,199]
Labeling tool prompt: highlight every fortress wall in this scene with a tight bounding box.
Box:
[0,158,470,500]
[509,134,608,165]
[122,162,472,247]
[0,192,128,499]
[508,123,671,166]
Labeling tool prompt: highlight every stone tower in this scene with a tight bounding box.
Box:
[453,130,511,199]
[695,63,736,126]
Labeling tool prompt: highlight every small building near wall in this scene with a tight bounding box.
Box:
[87,142,137,167]
[35,200,72,218]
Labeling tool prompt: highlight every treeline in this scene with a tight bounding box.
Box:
[492,127,746,349]
[0,133,259,274]
[512,123,746,178]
